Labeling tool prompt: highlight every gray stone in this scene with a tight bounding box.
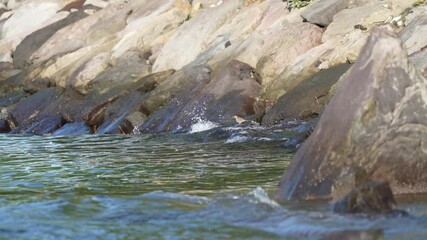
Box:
[277,27,427,201]
[53,122,92,135]
[140,60,261,133]
[262,63,351,126]
[332,181,398,214]
[300,0,348,27]
[13,10,89,69]
[399,14,427,56]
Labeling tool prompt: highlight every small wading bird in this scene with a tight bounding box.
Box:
[232,115,253,124]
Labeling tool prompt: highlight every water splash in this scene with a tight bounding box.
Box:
[225,134,249,143]
[189,119,219,133]
[250,187,280,207]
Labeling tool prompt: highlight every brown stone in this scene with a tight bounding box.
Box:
[277,27,427,201]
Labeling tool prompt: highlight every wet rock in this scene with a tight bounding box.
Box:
[137,70,176,93]
[140,66,211,115]
[300,0,348,27]
[141,60,261,133]
[0,119,10,133]
[84,95,121,128]
[277,27,427,201]
[333,181,398,214]
[13,10,89,69]
[262,63,351,126]
[124,111,147,133]
[53,122,92,135]
[22,77,51,94]
[22,116,64,135]
[9,87,62,128]
[96,113,128,134]
[320,229,384,240]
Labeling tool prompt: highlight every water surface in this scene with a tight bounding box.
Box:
[0,127,426,239]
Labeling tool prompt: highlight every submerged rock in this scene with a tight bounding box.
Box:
[277,27,427,201]
[332,181,398,214]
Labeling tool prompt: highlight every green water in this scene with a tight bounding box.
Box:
[0,132,427,239]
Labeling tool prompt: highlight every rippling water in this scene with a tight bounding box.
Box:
[1,126,427,239]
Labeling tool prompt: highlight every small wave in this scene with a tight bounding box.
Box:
[141,191,210,205]
[189,121,219,133]
[225,135,249,143]
[249,187,280,207]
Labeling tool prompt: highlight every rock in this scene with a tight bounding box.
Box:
[141,60,261,133]
[13,10,89,69]
[38,36,117,88]
[332,181,398,214]
[9,87,62,129]
[319,229,384,240]
[400,14,427,56]
[22,116,64,135]
[189,0,275,71]
[255,22,323,86]
[331,168,371,202]
[58,0,85,12]
[67,51,110,94]
[277,27,427,201]
[29,2,128,65]
[0,119,10,133]
[124,111,147,133]
[152,0,243,72]
[321,1,386,42]
[140,66,211,115]
[410,50,427,78]
[401,14,427,78]
[300,0,348,27]
[1,1,61,39]
[260,31,366,102]
[85,50,151,93]
[262,63,351,125]
[52,122,92,135]
[110,0,190,63]
[22,77,51,94]
[136,70,176,93]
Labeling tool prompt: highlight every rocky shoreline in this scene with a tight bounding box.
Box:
[0,0,426,203]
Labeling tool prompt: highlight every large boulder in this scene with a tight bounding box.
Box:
[400,14,427,78]
[140,60,261,133]
[152,0,243,72]
[13,10,89,69]
[262,63,351,126]
[110,0,190,63]
[28,1,128,65]
[300,0,348,27]
[1,0,61,39]
[277,27,427,201]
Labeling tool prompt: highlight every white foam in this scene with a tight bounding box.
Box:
[189,120,219,133]
[250,187,280,207]
[225,135,249,143]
